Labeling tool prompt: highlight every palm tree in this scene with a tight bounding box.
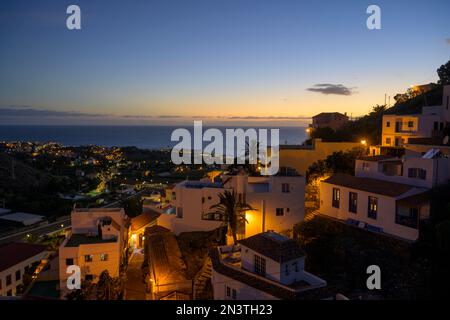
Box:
[208,190,254,245]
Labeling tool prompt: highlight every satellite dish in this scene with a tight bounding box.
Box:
[443,135,449,145]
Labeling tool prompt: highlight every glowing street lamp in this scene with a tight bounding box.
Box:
[360,139,367,146]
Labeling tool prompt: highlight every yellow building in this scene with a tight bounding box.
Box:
[280,139,361,175]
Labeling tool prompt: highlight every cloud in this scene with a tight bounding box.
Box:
[226,115,311,120]
[307,84,357,96]
[0,106,106,117]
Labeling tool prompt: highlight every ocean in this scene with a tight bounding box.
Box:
[0,125,307,150]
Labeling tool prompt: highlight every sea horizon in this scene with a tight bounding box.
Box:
[0,125,308,150]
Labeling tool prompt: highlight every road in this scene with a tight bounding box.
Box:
[0,189,145,244]
[0,217,71,244]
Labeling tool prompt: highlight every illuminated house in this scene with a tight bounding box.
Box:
[319,151,450,241]
[58,208,129,298]
[157,171,305,239]
[210,231,327,300]
[380,85,450,148]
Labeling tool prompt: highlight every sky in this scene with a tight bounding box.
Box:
[0,0,449,126]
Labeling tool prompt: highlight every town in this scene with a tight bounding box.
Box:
[1,65,450,300]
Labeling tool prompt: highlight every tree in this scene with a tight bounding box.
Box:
[437,60,450,85]
[123,196,143,218]
[207,190,254,245]
[306,147,366,184]
[96,270,123,300]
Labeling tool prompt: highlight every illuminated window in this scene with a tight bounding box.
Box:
[276,208,284,216]
[368,196,378,219]
[84,255,93,262]
[100,254,108,261]
[332,188,340,208]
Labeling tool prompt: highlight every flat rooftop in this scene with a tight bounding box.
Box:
[65,234,117,247]
[180,181,223,189]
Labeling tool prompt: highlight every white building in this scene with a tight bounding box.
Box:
[210,231,327,300]
[381,85,450,148]
[157,172,305,239]
[319,152,450,241]
[58,208,129,298]
[0,243,48,296]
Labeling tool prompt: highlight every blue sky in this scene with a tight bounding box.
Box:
[0,0,449,125]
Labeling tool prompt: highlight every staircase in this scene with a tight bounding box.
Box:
[193,257,212,300]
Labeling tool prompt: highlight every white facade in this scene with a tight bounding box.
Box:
[211,232,327,300]
[356,156,450,189]
[320,179,428,241]
[381,85,450,147]
[157,174,305,238]
[58,208,129,298]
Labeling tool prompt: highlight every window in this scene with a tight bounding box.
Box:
[66,258,74,266]
[276,208,284,216]
[386,121,390,128]
[332,188,340,208]
[176,207,183,218]
[385,137,391,145]
[100,254,108,261]
[232,289,237,300]
[172,192,176,200]
[201,197,205,204]
[408,121,413,128]
[6,289,12,296]
[408,168,426,180]
[396,207,419,229]
[0,279,2,290]
[24,266,30,274]
[85,275,94,281]
[293,261,299,272]
[254,255,266,276]
[447,96,449,110]
[362,162,370,171]
[6,274,12,286]
[368,196,378,219]
[282,183,290,193]
[226,286,231,297]
[434,122,439,130]
[349,192,358,213]
[15,270,21,281]
[285,264,289,276]
[84,255,93,262]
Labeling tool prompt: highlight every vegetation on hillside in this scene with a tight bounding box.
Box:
[309,59,450,145]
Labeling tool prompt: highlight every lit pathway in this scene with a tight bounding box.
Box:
[124,251,148,300]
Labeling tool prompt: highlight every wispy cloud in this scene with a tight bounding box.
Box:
[0,106,312,126]
[0,106,106,117]
[307,84,357,96]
